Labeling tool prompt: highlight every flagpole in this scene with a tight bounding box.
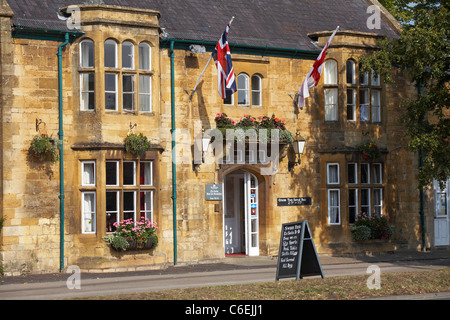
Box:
[188,16,235,102]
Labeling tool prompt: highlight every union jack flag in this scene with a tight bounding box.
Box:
[212,18,237,99]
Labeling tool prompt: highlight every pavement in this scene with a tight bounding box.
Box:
[0,249,449,300]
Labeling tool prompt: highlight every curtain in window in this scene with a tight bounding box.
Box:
[139,43,151,70]
[324,88,338,121]
[324,60,337,85]
[83,193,95,233]
[371,90,381,122]
[329,190,339,224]
[81,40,94,68]
[139,75,151,112]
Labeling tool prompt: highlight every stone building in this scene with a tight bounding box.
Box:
[0,0,447,275]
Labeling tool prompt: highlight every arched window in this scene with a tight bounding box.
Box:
[324,60,337,85]
[80,39,94,68]
[122,41,135,69]
[237,73,249,106]
[251,75,262,106]
[104,39,117,68]
[346,59,356,85]
[139,43,151,71]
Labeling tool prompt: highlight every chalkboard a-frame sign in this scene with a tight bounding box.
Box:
[275,220,324,281]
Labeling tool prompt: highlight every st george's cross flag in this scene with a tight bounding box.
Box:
[212,18,237,99]
[297,26,339,109]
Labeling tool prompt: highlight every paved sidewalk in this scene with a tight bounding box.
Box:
[1,249,448,285]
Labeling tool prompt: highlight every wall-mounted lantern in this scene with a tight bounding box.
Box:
[288,130,306,172]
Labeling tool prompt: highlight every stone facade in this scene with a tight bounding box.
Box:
[0,1,444,276]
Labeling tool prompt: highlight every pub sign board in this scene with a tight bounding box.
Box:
[205,184,222,201]
[277,197,312,206]
[275,220,324,281]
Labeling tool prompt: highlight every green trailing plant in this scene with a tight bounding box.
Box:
[29,134,60,163]
[124,132,151,156]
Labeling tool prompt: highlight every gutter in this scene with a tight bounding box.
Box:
[170,40,177,265]
[160,38,320,60]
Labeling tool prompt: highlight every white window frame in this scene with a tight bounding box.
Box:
[361,163,370,184]
[81,191,96,234]
[80,39,94,68]
[324,88,338,121]
[104,39,118,68]
[81,161,96,186]
[251,74,262,106]
[328,189,341,225]
[105,73,118,111]
[237,73,250,106]
[327,163,340,185]
[123,191,137,221]
[347,88,356,121]
[373,163,382,184]
[140,190,154,222]
[122,41,135,70]
[80,73,95,111]
[123,161,136,186]
[140,161,153,186]
[348,188,358,224]
[122,74,136,111]
[106,190,119,233]
[360,188,371,216]
[139,75,152,112]
[106,161,119,186]
[434,180,449,218]
[348,163,358,184]
[373,188,383,216]
[139,42,151,71]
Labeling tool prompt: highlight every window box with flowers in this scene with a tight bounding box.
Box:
[29,134,60,163]
[350,212,393,241]
[103,218,158,251]
[213,113,294,144]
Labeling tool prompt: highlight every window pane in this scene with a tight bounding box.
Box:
[349,189,357,224]
[82,192,95,233]
[374,189,383,216]
[122,41,134,69]
[82,162,95,185]
[237,74,249,105]
[371,72,380,86]
[123,191,135,220]
[361,188,370,215]
[371,90,381,122]
[436,192,447,216]
[347,89,356,120]
[361,163,370,184]
[373,163,382,184]
[346,60,355,84]
[328,190,340,224]
[348,163,357,184]
[327,164,339,184]
[105,73,117,110]
[139,75,151,112]
[104,39,117,68]
[80,40,94,68]
[324,88,338,121]
[360,89,369,121]
[81,73,95,111]
[106,161,118,185]
[140,161,152,186]
[324,60,337,85]
[106,191,118,232]
[251,75,261,106]
[123,75,135,111]
[139,43,151,70]
[360,70,369,85]
[140,191,153,221]
[123,161,135,185]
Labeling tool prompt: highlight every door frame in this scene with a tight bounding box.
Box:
[434,179,450,246]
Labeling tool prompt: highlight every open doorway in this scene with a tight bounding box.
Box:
[223,169,259,256]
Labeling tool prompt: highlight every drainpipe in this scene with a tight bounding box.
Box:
[170,40,177,265]
[57,33,69,272]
